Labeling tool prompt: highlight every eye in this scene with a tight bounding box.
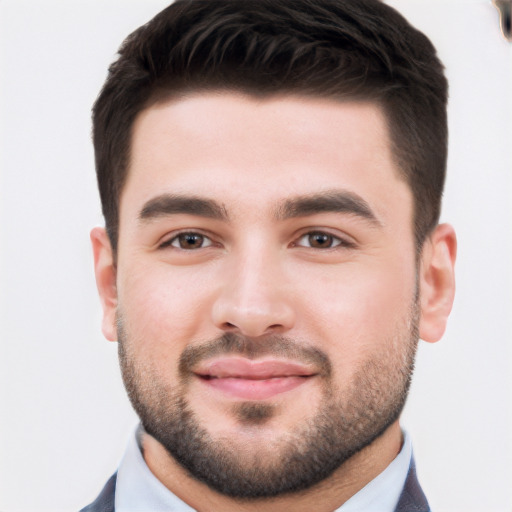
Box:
[162,232,213,250]
[295,231,352,249]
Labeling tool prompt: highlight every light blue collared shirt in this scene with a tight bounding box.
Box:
[115,425,412,512]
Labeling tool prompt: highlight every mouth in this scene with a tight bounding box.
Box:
[194,357,317,400]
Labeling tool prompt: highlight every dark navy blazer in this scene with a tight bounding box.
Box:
[80,458,430,512]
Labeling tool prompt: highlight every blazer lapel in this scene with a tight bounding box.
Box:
[394,458,430,512]
[80,473,117,512]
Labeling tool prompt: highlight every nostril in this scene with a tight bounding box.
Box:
[212,299,296,337]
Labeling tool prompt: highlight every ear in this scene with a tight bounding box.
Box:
[90,227,118,342]
[418,223,457,343]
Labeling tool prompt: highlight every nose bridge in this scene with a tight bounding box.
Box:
[211,237,295,337]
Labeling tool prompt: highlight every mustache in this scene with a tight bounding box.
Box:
[178,332,332,378]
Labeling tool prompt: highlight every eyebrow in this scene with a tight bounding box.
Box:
[138,189,381,226]
[274,190,382,226]
[139,194,229,222]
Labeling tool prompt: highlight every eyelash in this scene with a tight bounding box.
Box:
[158,230,355,251]
[293,231,355,250]
[159,231,214,250]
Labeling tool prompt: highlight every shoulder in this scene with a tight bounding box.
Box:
[79,473,117,512]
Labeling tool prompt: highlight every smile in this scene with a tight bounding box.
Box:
[194,357,317,400]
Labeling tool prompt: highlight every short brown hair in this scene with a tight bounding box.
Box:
[93,0,448,251]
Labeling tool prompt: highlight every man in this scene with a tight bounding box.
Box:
[83,0,456,510]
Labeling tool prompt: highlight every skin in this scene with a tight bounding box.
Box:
[92,93,456,512]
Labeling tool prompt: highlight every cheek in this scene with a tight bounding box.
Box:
[296,259,416,364]
[117,263,215,358]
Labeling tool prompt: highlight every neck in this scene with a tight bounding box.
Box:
[142,420,403,512]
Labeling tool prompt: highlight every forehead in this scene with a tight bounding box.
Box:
[122,92,411,226]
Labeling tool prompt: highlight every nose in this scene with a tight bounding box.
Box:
[211,250,296,337]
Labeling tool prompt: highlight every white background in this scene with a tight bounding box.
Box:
[0,1,511,511]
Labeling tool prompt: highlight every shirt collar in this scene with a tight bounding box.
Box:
[335,430,412,512]
[115,425,196,512]
[115,425,412,512]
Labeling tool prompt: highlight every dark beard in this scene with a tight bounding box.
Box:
[118,310,418,499]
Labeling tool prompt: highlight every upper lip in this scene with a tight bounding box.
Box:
[194,357,317,379]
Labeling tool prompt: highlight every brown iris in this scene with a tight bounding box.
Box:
[177,233,205,249]
[307,232,335,248]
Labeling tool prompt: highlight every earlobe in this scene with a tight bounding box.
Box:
[90,227,118,342]
[418,223,457,343]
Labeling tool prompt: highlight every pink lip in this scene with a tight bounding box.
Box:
[194,357,316,400]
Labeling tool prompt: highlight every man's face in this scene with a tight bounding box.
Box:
[109,93,421,496]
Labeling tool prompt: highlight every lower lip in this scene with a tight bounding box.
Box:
[199,376,310,400]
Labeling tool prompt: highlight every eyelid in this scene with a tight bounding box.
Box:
[158,229,216,250]
[292,229,357,249]
[155,227,356,251]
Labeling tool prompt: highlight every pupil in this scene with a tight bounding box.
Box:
[181,234,202,248]
[310,233,331,248]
